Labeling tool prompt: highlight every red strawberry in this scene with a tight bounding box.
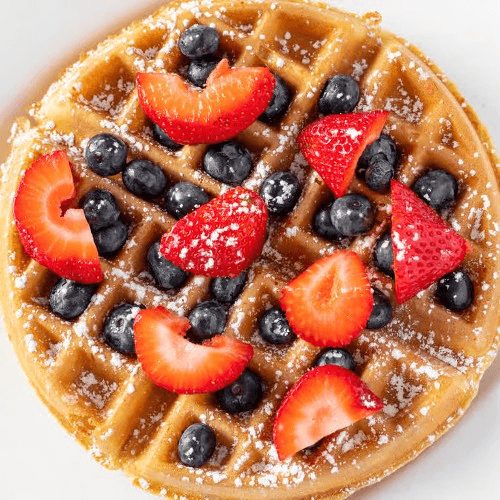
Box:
[160,186,267,278]
[297,111,389,197]
[13,150,102,284]
[273,365,384,460]
[134,306,253,394]
[136,59,275,145]
[391,180,471,304]
[280,250,373,347]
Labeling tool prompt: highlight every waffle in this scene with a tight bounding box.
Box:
[1,0,499,498]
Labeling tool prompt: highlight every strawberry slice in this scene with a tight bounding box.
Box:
[13,150,102,284]
[280,250,373,347]
[273,365,384,460]
[297,111,389,197]
[134,306,253,394]
[160,186,268,278]
[391,179,471,304]
[136,59,275,145]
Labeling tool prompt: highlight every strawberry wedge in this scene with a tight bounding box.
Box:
[134,306,253,394]
[13,150,102,284]
[137,59,275,145]
[273,365,384,460]
[298,111,389,198]
[391,180,471,304]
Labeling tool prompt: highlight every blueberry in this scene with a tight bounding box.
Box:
[81,189,120,230]
[216,369,263,413]
[85,133,128,176]
[147,241,189,290]
[330,194,376,237]
[412,169,458,212]
[258,75,291,123]
[373,232,394,278]
[203,142,252,185]
[102,303,143,355]
[358,134,398,175]
[210,272,247,303]
[122,159,167,199]
[187,56,220,87]
[366,290,393,329]
[435,270,474,311]
[165,182,210,219]
[259,171,301,215]
[152,123,183,151]
[93,220,128,256]
[319,75,360,115]
[188,300,227,342]
[313,203,343,241]
[178,423,216,467]
[179,24,219,59]
[364,154,395,192]
[49,279,97,320]
[259,307,296,345]
[314,348,355,371]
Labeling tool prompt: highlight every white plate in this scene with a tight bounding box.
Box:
[1,1,499,499]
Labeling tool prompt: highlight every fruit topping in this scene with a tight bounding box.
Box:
[365,289,393,329]
[373,231,394,278]
[314,348,355,371]
[179,24,219,59]
[13,150,102,284]
[136,59,275,145]
[49,278,97,320]
[178,423,216,467]
[187,56,220,87]
[259,171,301,216]
[147,241,189,290]
[259,74,291,123]
[103,303,144,355]
[298,111,389,198]
[165,182,210,220]
[210,272,248,303]
[319,75,360,115]
[160,186,268,278]
[133,306,253,394]
[216,368,263,413]
[411,169,459,212]
[81,189,120,230]
[312,203,343,241]
[187,300,227,343]
[122,159,167,199]
[273,365,384,460]
[259,306,297,346]
[391,179,471,304]
[435,270,474,311]
[151,122,183,150]
[330,193,376,237]
[203,141,252,185]
[85,133,128,176]
[280,250,373,347]
[93,220,128,256]
[357,133,398,192]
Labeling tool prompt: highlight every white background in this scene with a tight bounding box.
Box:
[1,1,499,499]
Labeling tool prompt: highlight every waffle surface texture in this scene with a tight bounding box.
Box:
[1,1,500,499]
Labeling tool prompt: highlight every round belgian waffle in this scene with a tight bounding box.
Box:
[1,1,500,499]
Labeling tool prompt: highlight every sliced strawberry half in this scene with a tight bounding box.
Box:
[297,111,389,198]
[136,59,275,145]
[13,150,102,284]
[134,306,253,394]
[280,250,373,347]
[160,186,268,278]
[391,180,471,304]
[273,365,384,460]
